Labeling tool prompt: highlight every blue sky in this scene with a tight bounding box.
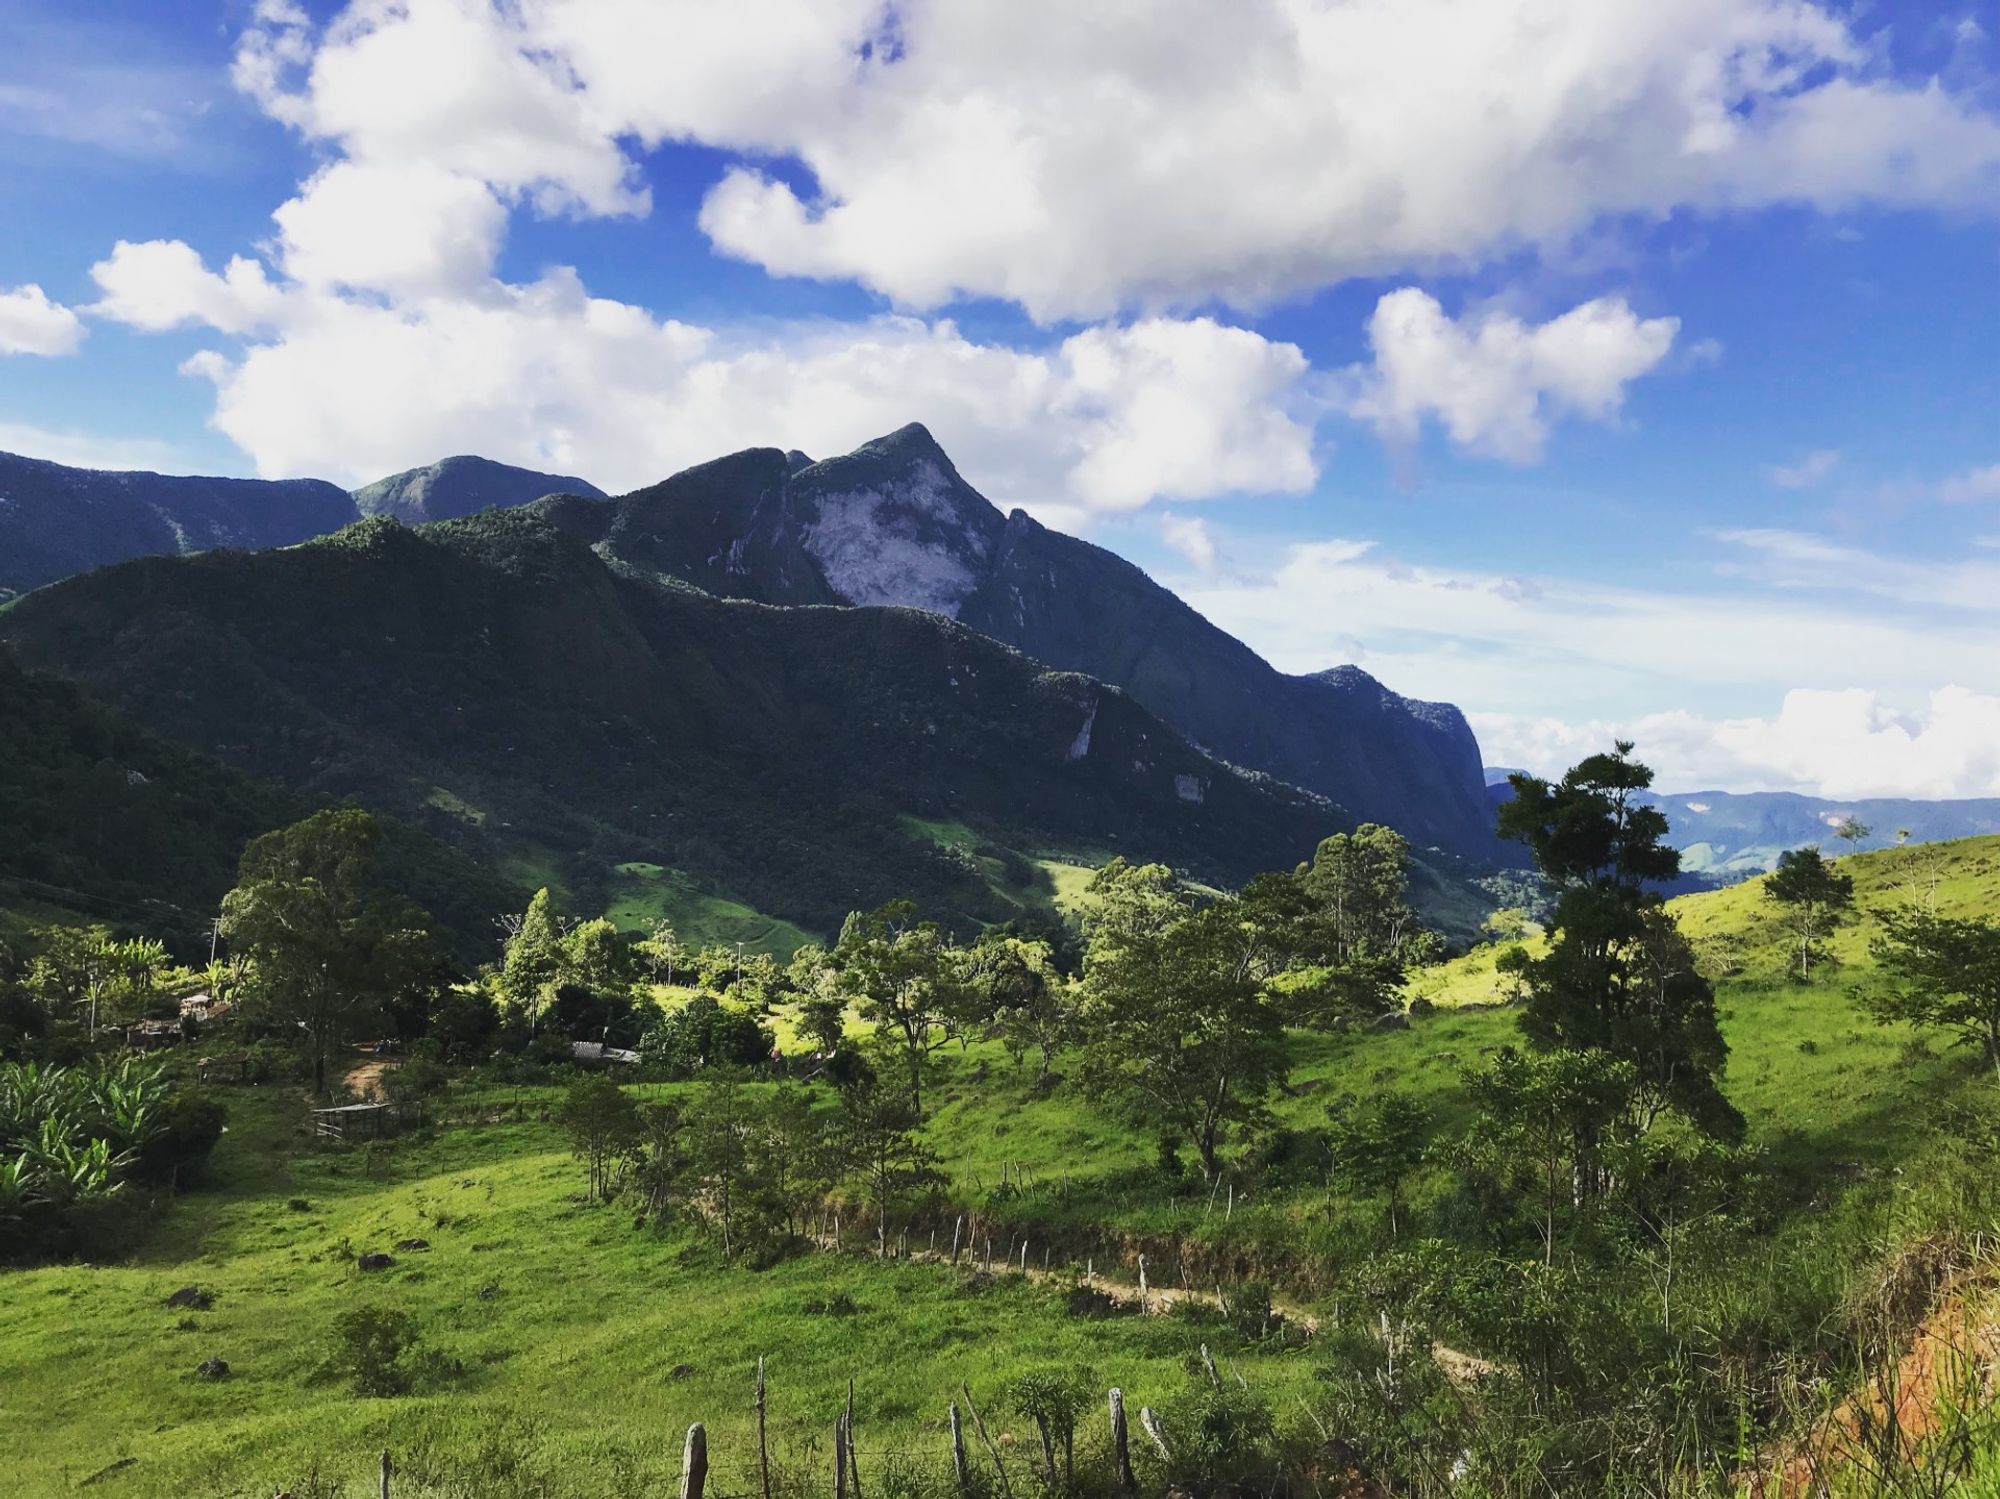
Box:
[1,0,1998,797]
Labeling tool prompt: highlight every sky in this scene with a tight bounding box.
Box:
[1,0,1998,799]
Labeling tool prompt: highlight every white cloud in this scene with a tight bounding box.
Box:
[273,161,509,295]
[1768,448,1840,489]
[0,419,190,472]
[217,0,2000,321]
[104,251,1319,509]
[1939,463,2000,502]
[88,240,286,335]
[0,283,83,356]
[1160,514,1220,574]
[1341,290,1678,462]
[1473,687,2000,800]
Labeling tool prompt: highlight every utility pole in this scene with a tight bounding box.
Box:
[736,940,744,987]
[209,917,221,967]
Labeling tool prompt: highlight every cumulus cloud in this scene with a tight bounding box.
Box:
[93,245,1321,509]
[1160,514,1221,574]
[1472,688,2000,800]
[0,283,83,356]
[212,0,2000,321]
[1769,449,1840,489]
[1341,290,1678,462]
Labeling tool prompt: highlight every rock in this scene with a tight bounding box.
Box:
[1408,996,1437,1018]
[668,1362,695,1380]
[356,1252,395,1272]
[195,1357,230,1380]
[1370,1011,1411,1032]
[394,1237,430,1251]
[164,1286,214,1310]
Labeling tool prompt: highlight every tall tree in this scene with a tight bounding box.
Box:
[1074,877,1288,1180]
[1497,744,1740,1140]
[963,933,1070,1081]
[1326,1092,1431,1236]
[1834,817,1872,856]
[558,1072,641,1202]
[1764,846,1854,980]
[831,900,964,1115]
[219,809,443,1094]
[1870,909,2000,1084]
[499,887,568,1016]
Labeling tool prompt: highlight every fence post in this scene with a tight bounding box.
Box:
[951,1215,963,1265]
[680,1423,708,1499]
[960,1384,1015,1499]
[1109,1389,1133,1493]
[1200,1344,1220,1387]
[847,1378,863,1499]
[1140,1407,1172,1462]
[949,1401,971,1494]
[379,1449,392,1499]
[756,1356,772,1499]
[1138,1254,1148,1310]
[835,1414,849,1499]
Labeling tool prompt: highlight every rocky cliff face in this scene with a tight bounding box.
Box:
[0,451,356,601]
[608,425,1502,859]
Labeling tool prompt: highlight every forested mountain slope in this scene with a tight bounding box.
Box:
[0,508,1348,938]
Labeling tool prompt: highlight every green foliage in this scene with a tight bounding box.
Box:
[638,996,774,1076]
[1073,862,1288,1178]
[1499,743,1742,1140]
[222,809,453,1094]
[1870,906,2000,1081]
[556,1074,641,1202]
[832,901,966,1114]
[1765,844,1855,979]
[1326,1092,1430,1235]
[0,1057,220,1261]
[1007,1363,1096,1484]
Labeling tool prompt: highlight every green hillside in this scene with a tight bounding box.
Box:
[0,509,1356,945]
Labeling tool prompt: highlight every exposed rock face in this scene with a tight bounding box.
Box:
[0,452,354,601]
[352,455,604,524]
[606,425,1500,858]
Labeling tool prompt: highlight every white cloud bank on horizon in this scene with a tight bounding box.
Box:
[232,0,2000,321]
[1170,528,2000,799]
[1472,688,2000,801]
[0,284,84,357]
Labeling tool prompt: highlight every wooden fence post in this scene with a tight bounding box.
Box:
[379,1449,392,1499]
[847,1378,863,1499]
[1140,1407,1172,1462]
[680,1423,708,1499]
[756,1356,772,1499]
[835,1414,849,1499]
[1199,1344,1220,1387]
[1109,1389,1134,1493]
[960,1384,1015,1499]
[951,1215,963,1265]
[1138,1254,1149,1310]
[949,1401,971,1493]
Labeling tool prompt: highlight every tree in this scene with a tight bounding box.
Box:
[1009,1365,1097,1486]
[1464,1046,1636,1263]
[498,887,568,1016]
[1326,1092,1431,1236]
[1074,876,1288,1180]
[1834,816,1872,856]
[558,1072,641,1202]
[831,901,964,1115]
[786,945,848,1054]
[1497,744,1740,1140]
[219,810,442,1094]
[638,996,773,1076]
[1764,846,1854,980]
[963,934,1069,1081]
[838,1078,944,1255]
[1870,909,2000,1083]
[636,919,686,987]
[26,927,130,1040]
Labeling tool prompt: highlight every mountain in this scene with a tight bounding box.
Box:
[584,425,1500,858]
[0,451,354,602]
[1483,766,2000,882]
[0,645,517,959]
[1639,788,2000,878]
[352,455,604,524]
[0,508,1351,940]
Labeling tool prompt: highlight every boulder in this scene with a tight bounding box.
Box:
[394,1237,430,1251]
[164,1286,214,1310]
[195,1357,230,1380]
[356,1252,395,1272]
[1370,1011,1411,1033]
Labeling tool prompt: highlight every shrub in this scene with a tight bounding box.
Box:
[327,1305,420,1396]
[639,996,774,1077]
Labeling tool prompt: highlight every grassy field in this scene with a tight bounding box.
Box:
[0,1092,1315,1498]
[7,836,1999,1495]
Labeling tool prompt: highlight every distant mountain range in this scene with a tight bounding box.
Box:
[1486,768,2000,879]
[0,450,596,601]
[0,428,1499,859]
[0,507,1357,940]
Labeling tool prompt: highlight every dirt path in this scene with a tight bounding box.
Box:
[342,1057,399,1101]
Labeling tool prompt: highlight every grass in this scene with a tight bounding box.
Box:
[604,862,816,956]
[10,834,2000,1494]
[0,1093,1314,1498]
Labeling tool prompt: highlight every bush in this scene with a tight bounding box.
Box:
[638,996,773,1077]
[324,1305,462,1397]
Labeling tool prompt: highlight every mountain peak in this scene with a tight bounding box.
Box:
[354,455,605,524]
